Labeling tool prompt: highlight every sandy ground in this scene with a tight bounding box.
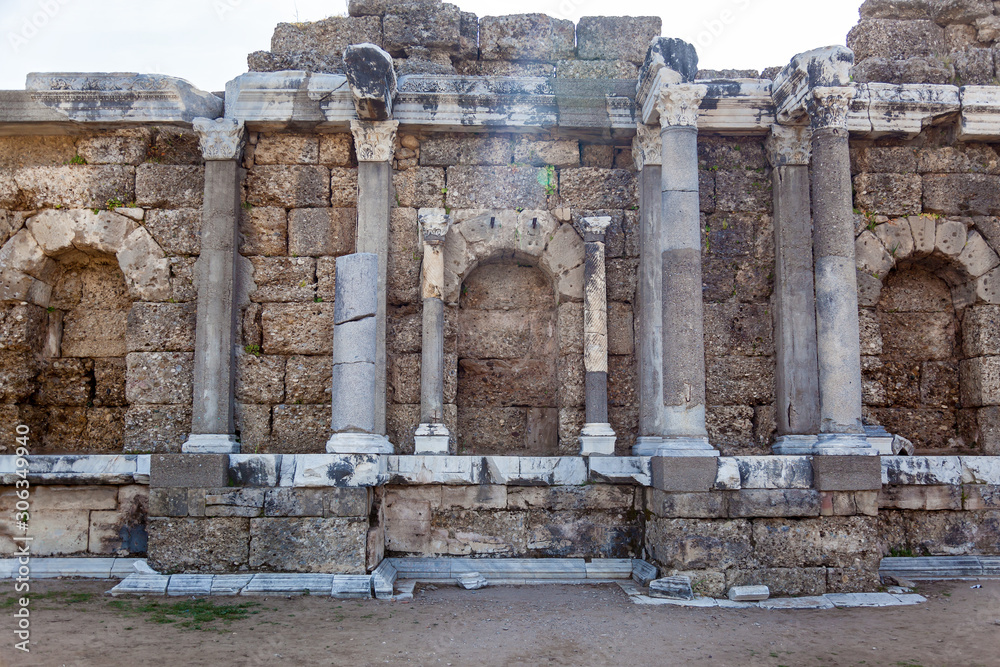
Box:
[3,579,999,666]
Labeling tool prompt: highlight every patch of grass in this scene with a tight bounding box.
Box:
[109,598,261,632]
[888,546,916,558]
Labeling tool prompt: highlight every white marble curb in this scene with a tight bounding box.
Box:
[617,582,927,609]
[0,557,143,579]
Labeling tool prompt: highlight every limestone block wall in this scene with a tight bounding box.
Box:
[698,137,777,455]
[236,131,356,454]
[0,484,147,557]
[0,130,204,454]
[849,0,1000,84]
[851,134,1000,453]
[383,484,642,558]
[248,3,661,82]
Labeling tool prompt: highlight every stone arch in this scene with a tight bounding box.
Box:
[0,207,170,306]
[0,208,177,453]
[443,209,585,454]
[856,215,1000,453]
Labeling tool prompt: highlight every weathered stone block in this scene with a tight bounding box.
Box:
[235,353,286,404]
[439,485,508,510]
[270,404,331,453]
[245,165,330,208]
[420,134,513,166]
[576,16,661,63]
[651,457,718,492]
[150,453,230,488]
[727,489,821,517]
[135,164,204,208]
[62,309,127,358]
[287,208,356,257]
[878,484,963,510]
[0,510,89,556]
[249,256,316,302]
[445,166,550,209]
[847,19,944,60]
[512,139,580,167]
[559,168,636,209]
[383,3,460,54]
[647,489,727,518]
[239,206,287,256]
[249,517,367,573]
[329,168,358,207]
[147,517,250,573]
[813,456,882,491]
[14,165,135,209]
[262,488,324,517]
[254,133,319,164]
[960,356,1000,406]
[149,487,190,517]
[706,356,775,405]
[854,173,922,217]
[479,14,575,61]
[126,302,196,352]
[726,568,826,597]
[507,485,633,510]
[261,303,333,355]
[646,517,753,570]
[144,209,200,255]
[124,404,191,453]
[124,352,193,405]
[33,358,90,406]
[285,354,333,404]
[923,174,1000,216]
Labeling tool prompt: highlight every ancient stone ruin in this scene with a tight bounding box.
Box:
[1,0,999,597]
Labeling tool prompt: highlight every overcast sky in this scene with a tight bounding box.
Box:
[2,0,864,92]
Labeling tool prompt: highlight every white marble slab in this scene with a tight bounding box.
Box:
[733,456,813,489]
[825,592,905,608]
[166,574,214,596]
[881,456,963,486]
[880,555,984,578]
[631,559,658,586]
[959,457,1000,485]
[632,594,719,607]
[714,458,742,490]
[585,560,632,579]
[229,454,281,487]
[387,455,483,485]
[0,454,141,485]
[211,575,254,595]
[372,559,397,600]
[485,456,587,485]
[279,454,386,488]
[241,573,336,595]
[759,596,834,610]
[26,557,116,579]
[109,574,169,596]
[331,575,373,599]
[588,457,651,485]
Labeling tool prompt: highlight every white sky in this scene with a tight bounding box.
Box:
[1,0,864,92]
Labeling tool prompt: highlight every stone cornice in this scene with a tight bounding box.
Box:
[581,216,612,238]
[193,117,245,161]
[350,119,398,162]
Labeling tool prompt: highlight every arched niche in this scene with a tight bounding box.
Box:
[443,209,585,454]
[857,215,1000,453]
[0,208,176,453]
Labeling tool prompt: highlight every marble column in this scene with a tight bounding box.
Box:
[654,84,717,457]
[579,216,617,456]
[414,208,451,455]
[350,119,398,440]
[632,124,666,454]
[767,124,822,454]
[326,252,392,453]
[182,118,245,454]
[807,87,874,455]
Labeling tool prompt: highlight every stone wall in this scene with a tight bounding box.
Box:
[383,484,642,558]
[248,2,661,81]
[0,483,147,557]
[0,130,203,454]
[699,137,776,455]
[849,0,1000,84]
[851,135,1000,453]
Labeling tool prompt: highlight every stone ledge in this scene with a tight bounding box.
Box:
[880,555,1000,579]
[0,455,149,485]
[0,557,142,579]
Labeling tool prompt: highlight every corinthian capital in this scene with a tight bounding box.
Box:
[350,119,398,162]
[632,123,662,170]
[655,84,707,128]
[192,117,245,161]
[418,208,451,245]
[806,86,855,130]
[766,124,812,167]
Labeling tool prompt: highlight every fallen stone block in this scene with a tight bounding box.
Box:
[649,575,694,600]
[728,585,769,601]
[456,571,487,590]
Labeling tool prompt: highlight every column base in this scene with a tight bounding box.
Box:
[773,433,877,456]
[181,434,240,454]
[633,436,719,457]
[632,436,662,456]
[579,423,617,456]
[771,434,819,455]
[326,432,394,454]
[414,423,450,455]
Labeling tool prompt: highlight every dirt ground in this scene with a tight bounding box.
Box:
[3,579,999,666]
